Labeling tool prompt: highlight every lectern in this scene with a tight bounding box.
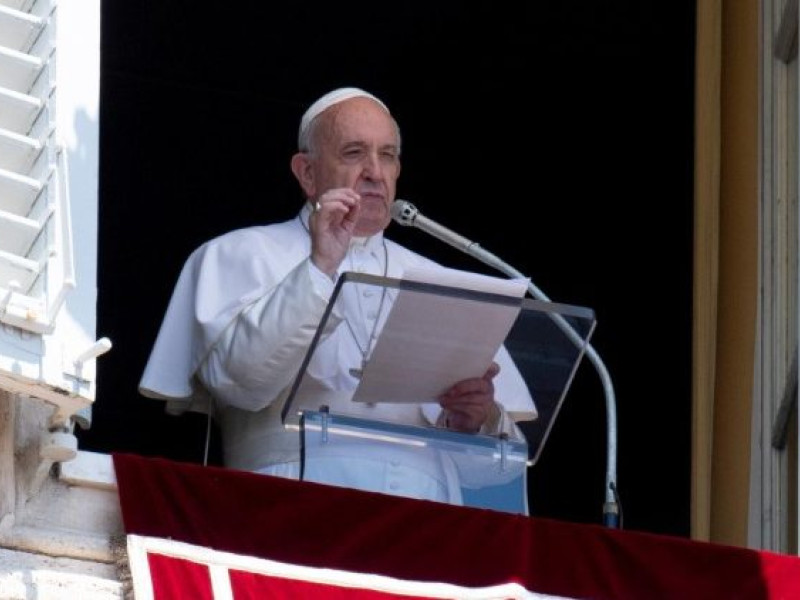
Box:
[280,272,596,514]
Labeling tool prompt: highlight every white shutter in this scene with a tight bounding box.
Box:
[0,0,106,428]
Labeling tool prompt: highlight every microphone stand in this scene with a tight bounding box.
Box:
[393,203,620,527]
[465,244,619,528]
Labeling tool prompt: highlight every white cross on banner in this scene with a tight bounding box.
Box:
[127,535,568,600]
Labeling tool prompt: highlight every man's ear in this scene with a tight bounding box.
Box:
[290,152,315,197]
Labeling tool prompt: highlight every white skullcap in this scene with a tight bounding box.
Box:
[298,87,390,148]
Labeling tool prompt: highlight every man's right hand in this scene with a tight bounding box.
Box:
[308,188,361,277]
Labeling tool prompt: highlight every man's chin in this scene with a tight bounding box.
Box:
[354,215,391,238]
[354,225,382,238]
[355,204,391,236]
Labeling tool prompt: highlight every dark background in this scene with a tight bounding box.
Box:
[81,1,696,537]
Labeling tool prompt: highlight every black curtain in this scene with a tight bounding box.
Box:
[84,1,696,537]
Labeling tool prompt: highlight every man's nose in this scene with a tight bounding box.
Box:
[362,153,383,178]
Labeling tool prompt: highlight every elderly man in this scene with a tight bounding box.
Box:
[139,87,536,505]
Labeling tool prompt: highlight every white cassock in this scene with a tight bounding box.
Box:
[139,203,537,505]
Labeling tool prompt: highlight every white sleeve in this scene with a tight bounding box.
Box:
[198,259,339,411]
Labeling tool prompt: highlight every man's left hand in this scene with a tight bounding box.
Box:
[438,362,501,433]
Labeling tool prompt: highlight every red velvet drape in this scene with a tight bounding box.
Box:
[113,453,800,599]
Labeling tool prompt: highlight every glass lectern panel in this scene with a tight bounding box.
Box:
[281,272,595,514]
[300,410,530,514]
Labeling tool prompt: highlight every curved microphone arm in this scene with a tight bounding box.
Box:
[392,200,620,527]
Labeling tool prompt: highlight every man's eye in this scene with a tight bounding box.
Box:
[343,149,363,159]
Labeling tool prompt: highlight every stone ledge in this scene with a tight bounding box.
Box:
[0,524,116,563]
[0,545,123,600]
[59,450,117,491]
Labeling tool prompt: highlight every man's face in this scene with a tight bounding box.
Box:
[309,97,401,237]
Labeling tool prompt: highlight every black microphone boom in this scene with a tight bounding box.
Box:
[391,199,621,528]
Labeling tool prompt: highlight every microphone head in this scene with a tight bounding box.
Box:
[391,199,418,226]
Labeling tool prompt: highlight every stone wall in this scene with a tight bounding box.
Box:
[0,391,126,599]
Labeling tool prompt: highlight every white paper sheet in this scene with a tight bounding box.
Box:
[351,265,528,404]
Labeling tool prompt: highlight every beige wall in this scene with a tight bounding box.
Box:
[713,0,759,546]
[693,0,759,547]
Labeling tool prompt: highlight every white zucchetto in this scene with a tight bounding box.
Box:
[298,87,390,148]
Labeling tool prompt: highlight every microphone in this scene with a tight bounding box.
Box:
[391,199,474,252]
[391,199,509,273]
[391,199,621,528]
